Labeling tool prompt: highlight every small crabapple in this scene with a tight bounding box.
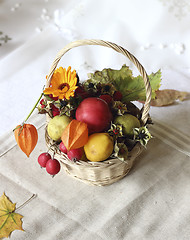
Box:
[38,152,51,168]
[67,148,83,161]
[59,142,67,154]
[46,158,61,176]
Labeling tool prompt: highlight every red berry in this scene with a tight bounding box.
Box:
[41,104,46,108]
[59,142,67,154]
[46,158,61,176]
[113,91,123,101]
[75,86,84,95]
[40,99,46,108]
[49,94,59,101]
[40,99,45,105]
[75,86,90,99]
[52,110,60,117]
[38,152,51,168]
[51,104,60,116]
[99,95,112,104]
[67,148,83,161]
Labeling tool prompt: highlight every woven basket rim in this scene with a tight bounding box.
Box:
[45,127,144,167]
[45,127,145,186]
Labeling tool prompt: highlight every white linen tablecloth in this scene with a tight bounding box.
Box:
[0,0,190,239]
[0,125,190,240]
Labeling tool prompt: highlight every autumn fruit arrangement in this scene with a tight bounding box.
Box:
[14,39,162,185]
[13,40,190,185]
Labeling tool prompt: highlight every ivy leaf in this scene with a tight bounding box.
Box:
[0,193,24,238]
[88,65,162,102]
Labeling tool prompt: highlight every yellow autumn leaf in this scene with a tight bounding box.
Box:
[0,193,24,238]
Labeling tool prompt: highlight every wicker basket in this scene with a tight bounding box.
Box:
[45,39,152,186]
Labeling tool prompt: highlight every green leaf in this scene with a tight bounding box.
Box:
[88,65,162,102]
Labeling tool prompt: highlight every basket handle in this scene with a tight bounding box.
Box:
[46,39,152,124]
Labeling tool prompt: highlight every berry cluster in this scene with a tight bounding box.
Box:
[38,152,61,177]
[39,96,60,117]
[37,142,84,177]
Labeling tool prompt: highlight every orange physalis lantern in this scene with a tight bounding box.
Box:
[14,124,38,157]
[61,119,88,150]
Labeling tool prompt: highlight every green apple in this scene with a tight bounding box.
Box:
[114,114,140,137]
[47,115,71,141]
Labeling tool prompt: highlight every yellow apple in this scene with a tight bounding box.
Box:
[47,115,71,141]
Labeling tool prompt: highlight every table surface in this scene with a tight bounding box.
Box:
[0,0,190,239]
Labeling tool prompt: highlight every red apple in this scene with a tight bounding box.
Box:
[75,97,112,133]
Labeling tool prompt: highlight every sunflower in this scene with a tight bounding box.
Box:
[43,66,78,100]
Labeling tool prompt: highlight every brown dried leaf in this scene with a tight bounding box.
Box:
[149,89,189,107]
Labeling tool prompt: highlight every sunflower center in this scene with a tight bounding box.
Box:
[58,83,70,92]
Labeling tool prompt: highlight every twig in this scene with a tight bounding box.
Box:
[24,93,43,123]
[16,193,37,211]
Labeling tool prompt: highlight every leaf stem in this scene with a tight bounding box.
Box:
[24,93,43,123]
[16,194,37,211]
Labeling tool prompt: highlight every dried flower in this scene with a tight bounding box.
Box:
[112,101,128,115]
[112,141,128,162]
[133,126,152,147]
[108,122,123,138]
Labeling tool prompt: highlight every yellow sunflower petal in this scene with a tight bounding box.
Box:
[68,71,71,83]
[62,68,66,84]
[53,89,61,96]
[51,76,59,88]
[50,68,63,88]
[58,94,64,100]
[71,70,76,78]
[69,86,78,92]
[43,87,56,95]
[71,77,77,88]
[65,92,72,100]
[67,66,71,75]
[59,67,65,80]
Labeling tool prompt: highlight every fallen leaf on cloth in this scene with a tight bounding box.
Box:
[139,89,189,107]
[150,89,189,106]
[0,193,24,238]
